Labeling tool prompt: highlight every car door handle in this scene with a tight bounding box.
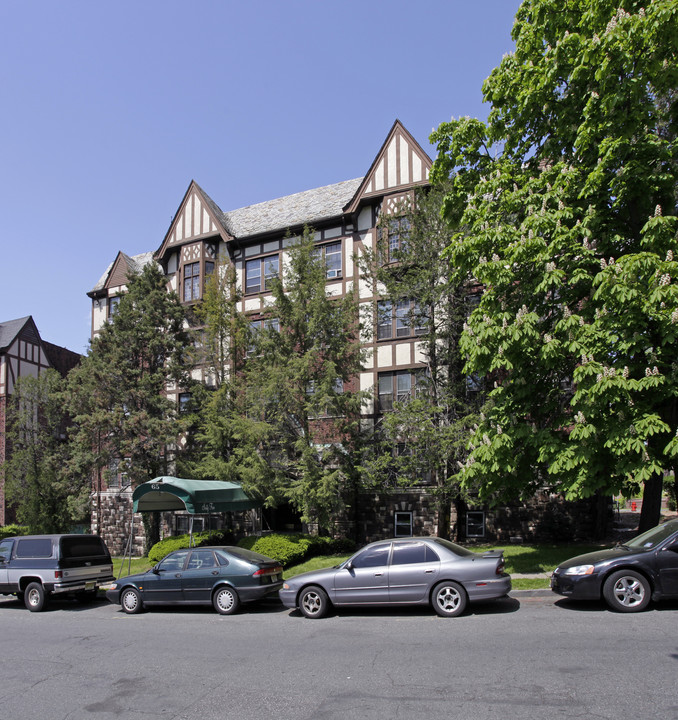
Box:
[175,573,182,578]
[374,572,383,576]
[425,569,435,573]
[212,570,219,575]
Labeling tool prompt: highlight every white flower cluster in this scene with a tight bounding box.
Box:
[671,309,678,324]
[546,261,556,272]
[544,334,553,343]
[655,204,663,217]
[667,250,674,262]
[659,274,671,286]
[492,253,501,262]
[623,366,629,378]
[645,366,659,376]
[575,411,586,424]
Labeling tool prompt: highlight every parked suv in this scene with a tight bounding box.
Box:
[0,534,114,611]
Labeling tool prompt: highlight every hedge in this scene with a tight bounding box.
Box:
[147,530,234,564]
[236,533,355,568]
[0,525,29,541]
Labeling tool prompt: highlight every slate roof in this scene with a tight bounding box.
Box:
[90,251,157,293]
[220,177,363,239]
[0,316,32,352]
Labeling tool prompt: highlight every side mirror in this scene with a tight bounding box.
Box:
[344,560,353,571]
[152,565,160,574]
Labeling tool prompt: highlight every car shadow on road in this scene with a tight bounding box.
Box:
[283,596,520,620]
[554,597,678,613]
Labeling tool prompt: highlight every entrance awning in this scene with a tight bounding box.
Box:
[132,477,259,514]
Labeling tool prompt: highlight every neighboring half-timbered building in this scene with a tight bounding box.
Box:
[0,316,81,525]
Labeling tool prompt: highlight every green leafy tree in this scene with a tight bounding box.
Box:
[2,370,86,533]
[359,185,480,539]
[431,0,678,532]
[243,229,367,532]
[66,263,194,546]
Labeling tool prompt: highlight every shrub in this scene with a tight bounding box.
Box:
[0,525,29,541]
[147,530,234,564]
[236,533,355,568]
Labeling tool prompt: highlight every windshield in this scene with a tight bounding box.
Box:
[626,521,678,550]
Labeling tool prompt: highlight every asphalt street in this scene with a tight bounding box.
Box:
[1,591,677,720]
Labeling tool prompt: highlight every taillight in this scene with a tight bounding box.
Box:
[253,566,282,576]
[496,559,505,575]
[55,570,63,579]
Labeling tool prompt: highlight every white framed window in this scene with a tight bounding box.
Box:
[466,511,486,538]
[395,511,413,537]
[246,255,279,294]
[377,299,426,340]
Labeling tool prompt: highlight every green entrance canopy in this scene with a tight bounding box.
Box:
[132,477,259,514]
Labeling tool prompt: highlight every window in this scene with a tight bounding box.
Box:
[183,261,214,302]
[313,241,342,278]
[184,262,200,301]
[107,296,120,319]
[351,543,391,568]
[386,216,410,262]
[176,516,205,535]
[187,549,217,570]
[246,255,279,293]
[107,458,128,489]
[378,370,426,411]
[179,392,192,413]
[377,299,426,340]
[157,549,190,572]
[466,511,486,538]
[391,542,440,564]
[394,512,413,537]
[248,317,279,355]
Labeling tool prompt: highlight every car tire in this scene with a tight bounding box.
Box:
[432,581,467,618]
[602,570,651,613]
[25,582,48,612]
[213,586,240,615]
[120,587,143,614]
[298,585,330,619]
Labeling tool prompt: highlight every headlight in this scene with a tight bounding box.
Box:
[563,564,595,576]
[282,583,290,590]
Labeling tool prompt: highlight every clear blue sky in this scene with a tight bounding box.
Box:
[0,0,521,355]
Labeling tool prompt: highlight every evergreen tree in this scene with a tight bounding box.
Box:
[66,262,193,545]
[359,185,480,539]
[243,229,366,532]
[2,370,85,533]
[431,0,678,531]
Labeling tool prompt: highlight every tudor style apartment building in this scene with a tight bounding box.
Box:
[89,121,443,551]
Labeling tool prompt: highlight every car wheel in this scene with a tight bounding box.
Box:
[432,581,467,617]
[603,570,651,613]
[298,585,329,619]
[213,586,240,615]
[25,582,48,612]
[120,587,143,614]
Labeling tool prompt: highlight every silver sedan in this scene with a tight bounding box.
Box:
[279,537,511,618]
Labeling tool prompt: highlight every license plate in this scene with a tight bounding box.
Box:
[85,581,96,590]
[271,574,279,583]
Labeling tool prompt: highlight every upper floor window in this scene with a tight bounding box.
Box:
[107,296,120,320]
[313,241,342,279]
[377,370,427,411]
[246,255,279,294]
[386,217,411,262]
[183,261,214,302]
[377,300,425,340]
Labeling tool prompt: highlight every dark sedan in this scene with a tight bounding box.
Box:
[279,537,511,619]
[106,546,282,615]
[551,519,678,612]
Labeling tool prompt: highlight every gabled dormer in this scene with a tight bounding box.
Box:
[344,119,432,216]
[156,181,232,304]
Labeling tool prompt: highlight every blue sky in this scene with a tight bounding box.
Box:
[0,0,521,354]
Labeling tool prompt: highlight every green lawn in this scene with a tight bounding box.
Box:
[112,556,153,578]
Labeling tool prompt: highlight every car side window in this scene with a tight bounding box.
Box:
[391,542,431,565]
[0,540,12,563]
[187,550,216,570]
[157,550,189,572]
[351,544,391,569]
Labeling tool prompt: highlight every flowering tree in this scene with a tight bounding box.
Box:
[431,0,678,531]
